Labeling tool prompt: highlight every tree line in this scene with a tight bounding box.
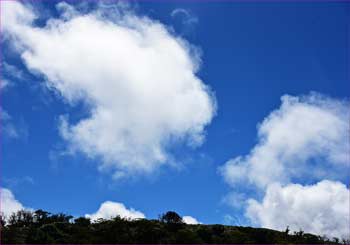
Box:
[0,209,346,244]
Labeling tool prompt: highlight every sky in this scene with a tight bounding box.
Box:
[1,0,349,239]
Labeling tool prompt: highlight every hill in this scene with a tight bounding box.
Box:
[0,210,345,244]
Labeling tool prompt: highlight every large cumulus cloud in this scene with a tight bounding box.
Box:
[220,93,350,239]
[1,1,216,178]
[220,93,349,189]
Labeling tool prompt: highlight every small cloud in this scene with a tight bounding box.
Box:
[171,8,198,36]
[85,201,145,222]
[55,2,78,20]
[182,215,201,224]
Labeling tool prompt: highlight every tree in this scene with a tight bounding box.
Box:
[74,217,91,227]
[285,226,290,235]
[49,213,73,223]
[33,209,50,225]
[160,211,183,224]
[7,210,33,227]
[0,213,6,227]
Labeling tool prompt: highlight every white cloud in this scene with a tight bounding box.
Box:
[246,180,350,239]
[1,188,26,218]
[2,1,216,177]
[85,201,145,221]
[182,215,201,224]
[220,93,349,189]
[0,0,35,35]
[220,93,350,238]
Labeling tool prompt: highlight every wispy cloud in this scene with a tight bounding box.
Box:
[1,79,11,91]
[0,108,28,140]
[3,176,34,189]
[3,62,25,81]
[171,8,198,25]
[171,8,198,36]
[1,108,19,139]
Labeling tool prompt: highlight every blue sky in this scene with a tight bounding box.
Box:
[1,0,349,239]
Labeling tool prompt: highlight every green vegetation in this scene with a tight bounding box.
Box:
[0,210,346,244]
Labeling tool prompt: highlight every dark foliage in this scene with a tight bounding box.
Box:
[0,209,347,244]
[160,211,183,224]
